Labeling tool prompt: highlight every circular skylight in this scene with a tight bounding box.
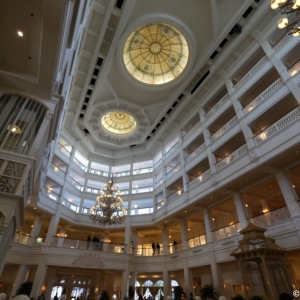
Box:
[101,111,137,136]
[123,23,189,85]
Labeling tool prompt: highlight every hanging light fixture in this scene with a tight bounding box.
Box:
[270,0,300,36]
[89,177,126,226]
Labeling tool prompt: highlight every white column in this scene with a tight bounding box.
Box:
[131,230,137,255]
[209,253,224,295]
[29,217,43,246]
[180,219,188,250]
[203,208,213,243]
[45,267,56,300]
[199,109,217,181]
[233,194,249,229]
[9,264,28,299]
[98,271,106,294]
[44,205,62,245]
[162,227,169,255]
[124,217,132,254]
[30,261,47,299]
[183,265,193,297]
[276,172,300,217]
[129,272,136,290]
[121,269,130,300]
[258,38,300,104]
[28,113,52,159]
[163,267,171,298]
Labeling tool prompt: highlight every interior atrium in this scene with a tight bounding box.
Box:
[0,0,300,299]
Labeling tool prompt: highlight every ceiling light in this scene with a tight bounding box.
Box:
[89,177,126,226]
[17,31,23,37]
[169,235,171,238]
[188,228,190,231]
[246,204,248,207]
[212,218,215,221]
[270,0,300,36]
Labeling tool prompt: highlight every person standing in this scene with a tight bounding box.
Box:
[173,240,177,252]
[152,242,156,255]
[86,235,91,249]
[156,243,160,255]
[100,237,104,251]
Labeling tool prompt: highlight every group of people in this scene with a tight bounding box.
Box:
[152,242,161,255]
[86,235,104,251]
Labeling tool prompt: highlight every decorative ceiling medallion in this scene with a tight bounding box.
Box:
[123,23,189,85]
[101,111,137,136]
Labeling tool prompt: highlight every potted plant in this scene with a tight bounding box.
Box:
[200,285,217,300]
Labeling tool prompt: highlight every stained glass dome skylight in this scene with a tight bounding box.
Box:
[101,111,137,136]
[123,23,189,85]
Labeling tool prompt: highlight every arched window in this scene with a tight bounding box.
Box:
[135,281,140,287]
[154,280,164,287]
[171,280,179,287]
[142,280,153,287]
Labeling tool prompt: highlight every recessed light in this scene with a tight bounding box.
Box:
[165,221,167,223]
[185,210,187,212]
[34,207,36,209]
[188,228,190,231]
[293,185,296,188]
[17,31,23,37]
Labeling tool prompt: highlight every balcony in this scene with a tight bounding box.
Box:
[212,222,241,241]
[254,106,300,145]
[166,162,181,181]
[210,116,238,143]
[216,144,248,171]
[188,169,211,191]
[205,93,231,121]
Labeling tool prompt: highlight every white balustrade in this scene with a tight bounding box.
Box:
[188,169,211,190]
[185,143,206,164]
[188,234,207,248]
[132,167,153,175]
[216,144,248,171]
[132,186,153,194]
[210,116,238,143]
[88,168,109,177]
[235,56,268,90]
[73,157,86,171]
[243,78,283,114]
[272,33,292,51]
[212,222,241,241]
[183,120,202,141]
[167,188,183,202]
[289,59,300,76]
[254,106,300,145]
[130,207,154,215]
[165,142,179,159]
[57,143,71,157]
[43,186,60,201]
[166,163,181,180]
[251,206,290,228]
[155,179,163,189]
[205,93,230,119]
[14,233,32,245]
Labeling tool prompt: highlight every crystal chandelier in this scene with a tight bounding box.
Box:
[89,177,126,226]
[270,0,300,36]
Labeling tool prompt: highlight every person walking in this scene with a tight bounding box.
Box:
[156,243,160,255]
[152,242,156,255]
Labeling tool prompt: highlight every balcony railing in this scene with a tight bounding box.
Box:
[234,56,268,90]
[13,232,32,245]
[272,33,292,51]
[57,143,71,158]
[86,186,100,194]
[216,144,248,171]
[188,169,211,190]
[166,163,181,180]
[205,93,230,119]
[43,186,60,201]
[185,143,206,164]
[130,207,154,215]
[165,141,179,159]
[212,222,241,241]
[210,116,238,143]
[183,120,202,141]
[254,106,300,145]
[112,170,130,177]
[69,177,84,191]
[188,234,207,248]
[131,186,153,194]
[88,168,109,177]
[50,163,66,177]
[288,59,300,76]
[155,179,163,189]
[250,206,291,228]
[167,188,183,202]
[132,167,153,175]
[73,157,87,171]
[243,78,283,114]
[62,198,79,213]
[154,158,162,169]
